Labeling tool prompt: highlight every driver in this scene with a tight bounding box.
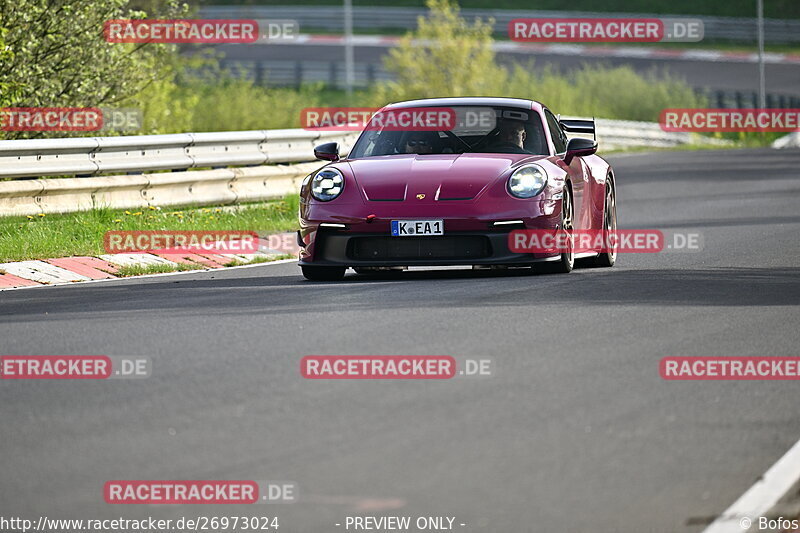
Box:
[489,121,533,154]
[404,132,436,155]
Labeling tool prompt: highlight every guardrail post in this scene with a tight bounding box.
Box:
[294,62,303,87]
[330,62,338,88]
[367,63,375,85]
[256,62,266,86]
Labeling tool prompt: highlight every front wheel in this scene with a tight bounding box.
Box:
[301,265,346,281]
[538,184,574,274]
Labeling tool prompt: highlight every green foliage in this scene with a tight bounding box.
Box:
[115,262,195,277]
[124,51,208,135]
[503,64,707,122]
[0,26,22,107]
[0,0,746,137]
[123,57,325,134]
[0,0,187,139]
[372,0,706,122]
[131,74,200,135]
[370,0,505,104]
[185,78,322,132]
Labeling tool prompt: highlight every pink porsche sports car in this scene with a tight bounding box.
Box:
[297,97,617,281]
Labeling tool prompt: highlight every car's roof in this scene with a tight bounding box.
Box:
[383,97,544,112]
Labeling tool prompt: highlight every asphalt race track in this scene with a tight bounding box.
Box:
[1,148,799,532]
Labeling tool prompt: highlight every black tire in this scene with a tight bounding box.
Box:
[538,184,574,274]
[589,176,617,268]
[301,265,346,281]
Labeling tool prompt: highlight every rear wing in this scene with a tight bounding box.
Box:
[559,119,596,140]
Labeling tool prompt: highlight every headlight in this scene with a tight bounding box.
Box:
[507,165,548,198]
[311,168,344,201]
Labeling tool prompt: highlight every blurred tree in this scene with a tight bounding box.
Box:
[0,25,22,108]
[0,0,187,138]
[372,0,506,103]
[370,0,706,122]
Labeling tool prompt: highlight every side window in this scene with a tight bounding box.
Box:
[544,110,567,154]
[525,115,549,155]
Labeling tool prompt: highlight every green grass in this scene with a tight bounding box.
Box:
[113,253,295,276]
[115,263,198,277]
[0,196,301,263]
[222,254,295,267]
[200,0,800,19]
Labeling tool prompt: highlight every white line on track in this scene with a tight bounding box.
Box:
[703,437,800,532]
[0,258,298,293]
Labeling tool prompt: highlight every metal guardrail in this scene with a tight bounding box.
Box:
[200,5,800,43]
[594,119,700,149]
[0,122,711,181]
[0,129,359,180]
[773,133,800,149]
[0,164,326,217]
[222,60,393,89]
[0,123,723,217]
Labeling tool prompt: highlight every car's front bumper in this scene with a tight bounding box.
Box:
[297,228,560,267]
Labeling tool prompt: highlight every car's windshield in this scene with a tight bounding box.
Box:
[348,105,549,158]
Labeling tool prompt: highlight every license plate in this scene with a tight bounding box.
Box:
[391,219,444,237]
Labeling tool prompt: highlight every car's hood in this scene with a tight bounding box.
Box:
[344,153,545,202]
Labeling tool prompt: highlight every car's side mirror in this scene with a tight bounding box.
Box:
[314,142,340,162]
[563,137,597,165]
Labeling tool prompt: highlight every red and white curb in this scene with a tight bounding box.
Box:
[279,34,800,65]
[0,233,300,290]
